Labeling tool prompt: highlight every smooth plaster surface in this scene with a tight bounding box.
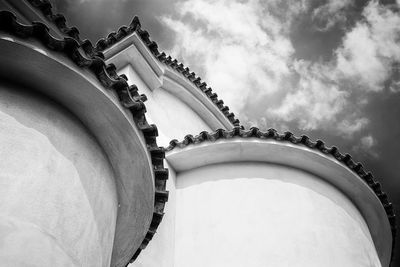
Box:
[105,33,232,132]
[119,64,212,146]
[101,26,390,267]
[119,62,222,267]
[0,37,156,267]
[114,42,389,266]
[0,85,118,266]
[166,138,392,267]
[175,162,382,267]
[132,161,177,267]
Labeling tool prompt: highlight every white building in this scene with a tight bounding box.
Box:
[0,1,395,267]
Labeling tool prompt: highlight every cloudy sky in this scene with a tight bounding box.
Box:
[52,0,400,263]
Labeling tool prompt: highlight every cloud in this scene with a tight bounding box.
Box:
[311,0,353,31]
[336,1,400,92]
[352,134,379,157]
[361,135,375,149]
[268,60,349,132]
[390,80,400,93]
[162,0,400,139]
[162,0,297,112]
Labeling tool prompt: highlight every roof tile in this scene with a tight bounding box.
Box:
[165,126,396,262]
[0,9,168,264]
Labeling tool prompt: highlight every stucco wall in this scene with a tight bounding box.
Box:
[132,161,177,267]
[174,162,381,267]
[119,64,212,146]
[120,63,213,267]
[0,83,118,266]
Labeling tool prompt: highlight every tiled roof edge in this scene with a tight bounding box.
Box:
[28,0,84,42]
[0,10,168,265]
[94,16,241,127]
[28,0,240,126]
[166,126,396,264]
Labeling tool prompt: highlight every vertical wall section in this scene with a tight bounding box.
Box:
[0,84,118,266]
[166,129,395,267]
[175,163,382,267]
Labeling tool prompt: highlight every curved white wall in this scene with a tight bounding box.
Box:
[102,27,388,267]
[132,162,177,267]
[0,84,118,266]
[119,65,212,146]
[174,162,381,267]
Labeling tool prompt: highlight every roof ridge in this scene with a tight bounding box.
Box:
[27,0,240,126]
[166,126,396,264]
[94,16,241,127]
[0,10,167,264]
[28,0,109,62]
[28,0,82,41]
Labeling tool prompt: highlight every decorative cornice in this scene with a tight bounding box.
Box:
[27,1,82,41]
[0,10,167,264]
[166,126,396,264]
[27,0,239,128]
[94,16,241,127]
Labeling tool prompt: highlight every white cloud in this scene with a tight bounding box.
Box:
[337,118,370,137]
[162,0,296,112]
[336,1,400,92]
[336,24,386,91]
[312,0,353,31]
[361,135,375,149]
[353,134,379,157]
[268,60,349,132]
[390,80,400,93]
[162,0,400,137]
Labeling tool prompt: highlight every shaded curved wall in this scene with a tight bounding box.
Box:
[0,83,118,266]
[174,162,381,267]
[119,64,212,145]
[120,63,213,267]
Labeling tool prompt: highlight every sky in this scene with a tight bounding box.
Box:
[52,0,400,264]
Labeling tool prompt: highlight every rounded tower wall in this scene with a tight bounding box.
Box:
[175,162,381,267]
[0,83,118,266]
[165,135,393,267]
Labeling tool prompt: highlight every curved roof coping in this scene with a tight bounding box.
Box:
[94,16,240,127]
[27,0,239,130]
[166,126,396,267]
[102,31,235,131]
[0,10,168,266]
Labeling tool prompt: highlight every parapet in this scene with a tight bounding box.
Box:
[166,127,395,267]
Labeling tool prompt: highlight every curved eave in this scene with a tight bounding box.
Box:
[26,0,241,127]
[94,18,240,127]
[102,31,234,131]
[166,127,396,267]
[0,11,168,266]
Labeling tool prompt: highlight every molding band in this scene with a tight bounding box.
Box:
[0,10,168,265]
[166,126,396,266]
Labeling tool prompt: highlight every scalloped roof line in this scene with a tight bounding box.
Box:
[0,9,167,264]
[165,126,396,262]
[94,15,241,127]
[28,0,240,126]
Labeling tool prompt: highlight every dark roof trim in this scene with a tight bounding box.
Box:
[166,126,396,263]
[28,0,83,42]
[0,10,167,264]
[28,0,240,127]
[94,17,241,127]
